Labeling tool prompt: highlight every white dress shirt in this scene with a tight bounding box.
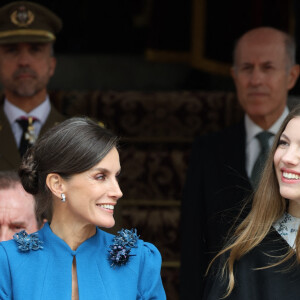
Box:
[245,107,288,177]
[3,97,51,147]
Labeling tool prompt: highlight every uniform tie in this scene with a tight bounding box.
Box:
[250,131,273,188]
[16,116,37,157]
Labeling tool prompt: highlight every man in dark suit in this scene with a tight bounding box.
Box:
[0,1,65,170]
[180,27,300,299]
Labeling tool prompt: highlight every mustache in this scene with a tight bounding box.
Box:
[13,67,37,79]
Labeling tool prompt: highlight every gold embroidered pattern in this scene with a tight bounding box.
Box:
[10,5,35,27]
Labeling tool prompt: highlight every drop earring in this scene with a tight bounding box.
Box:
[61,193,66,202]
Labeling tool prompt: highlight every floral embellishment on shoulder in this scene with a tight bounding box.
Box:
[108,228,139,267]
[13,230,43,252]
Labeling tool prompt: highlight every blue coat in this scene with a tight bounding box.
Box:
[0,223,166,299]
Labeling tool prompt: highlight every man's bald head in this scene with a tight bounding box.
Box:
[231,27,299,129]
[233,27,296,70]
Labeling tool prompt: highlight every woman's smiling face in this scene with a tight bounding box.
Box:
[274,117,300,215]
[60,147,123,228]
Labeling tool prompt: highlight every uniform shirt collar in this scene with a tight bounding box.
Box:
[3,96,51,126]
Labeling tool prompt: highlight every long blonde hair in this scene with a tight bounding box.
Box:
[210,106,300,297]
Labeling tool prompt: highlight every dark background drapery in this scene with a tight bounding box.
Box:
[0,1,299,299]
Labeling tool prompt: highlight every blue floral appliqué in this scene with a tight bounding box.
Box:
[108,228,139,267]
[13,230,43,252]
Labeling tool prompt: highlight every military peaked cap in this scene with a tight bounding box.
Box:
[0,1,62,44]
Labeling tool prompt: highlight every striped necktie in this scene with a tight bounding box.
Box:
[16,116,37,157]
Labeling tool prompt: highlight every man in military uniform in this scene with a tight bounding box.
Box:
[0,2,123,234]
[0,1,65,170]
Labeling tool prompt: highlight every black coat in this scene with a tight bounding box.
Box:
[180,121,253,299]
[203,229,300,300]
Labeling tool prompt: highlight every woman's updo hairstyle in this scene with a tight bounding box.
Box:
[19,117,118,221]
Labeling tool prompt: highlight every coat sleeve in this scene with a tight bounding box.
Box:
[202,254,229,300]
[137,242,166,300]
[0,244,12,299]
[202,253,244,300]
[202,249,273,300]
[180,136,208,298]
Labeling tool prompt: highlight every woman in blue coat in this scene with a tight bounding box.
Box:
[0,117,166,300]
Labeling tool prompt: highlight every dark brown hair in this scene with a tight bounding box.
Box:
[19,117,118,221]
[0,170,20,189]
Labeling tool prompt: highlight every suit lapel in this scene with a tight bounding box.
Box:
[216,121,252,221]
[224,121,250,188]
[233,122,248,179]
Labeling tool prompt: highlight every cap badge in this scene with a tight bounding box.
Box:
[11,5,35,27]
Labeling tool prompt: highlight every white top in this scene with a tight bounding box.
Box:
[3,97,51,147]
[245,107,288,177]
[273,212,300,249]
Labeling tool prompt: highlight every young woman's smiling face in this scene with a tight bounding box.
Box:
[274,117,300,216]
[60,147,123,228]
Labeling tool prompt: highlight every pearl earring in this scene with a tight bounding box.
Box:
[61,193,66,202]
